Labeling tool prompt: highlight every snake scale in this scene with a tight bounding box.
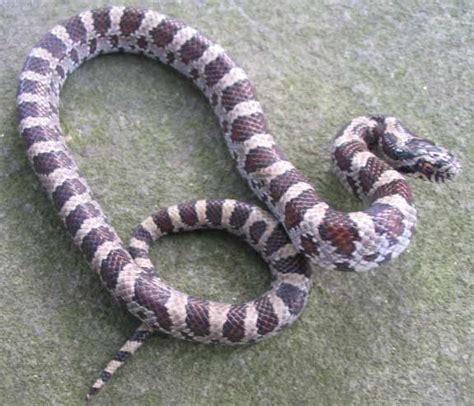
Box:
[16,6,461,398]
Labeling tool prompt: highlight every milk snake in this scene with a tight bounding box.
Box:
[16,6,461,398]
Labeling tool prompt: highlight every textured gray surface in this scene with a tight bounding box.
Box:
[1,0,472,404]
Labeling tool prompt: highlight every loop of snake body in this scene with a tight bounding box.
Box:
[16,6,460,398]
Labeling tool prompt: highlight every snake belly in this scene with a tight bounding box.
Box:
[17,7,421,342]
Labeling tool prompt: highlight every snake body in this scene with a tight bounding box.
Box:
[16,6,460,396]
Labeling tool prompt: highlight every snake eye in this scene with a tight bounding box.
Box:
[422,162,434,175]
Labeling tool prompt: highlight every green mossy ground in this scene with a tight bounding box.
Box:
[1,1,472,404]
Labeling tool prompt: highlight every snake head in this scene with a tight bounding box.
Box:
[397,138,462,182]
[378,118,462,183]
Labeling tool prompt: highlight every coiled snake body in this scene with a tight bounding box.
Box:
[16,6,460,398]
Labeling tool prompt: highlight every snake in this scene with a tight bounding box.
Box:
[16,6,461,398]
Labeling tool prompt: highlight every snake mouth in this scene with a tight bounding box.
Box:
[413,164,460,183]
[429,165,461,183]
[437,157,462,182]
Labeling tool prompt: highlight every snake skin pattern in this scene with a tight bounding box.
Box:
[16,6,460,398]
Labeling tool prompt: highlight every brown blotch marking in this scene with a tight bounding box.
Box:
[128,246,149,260]
[300,234,319,257]
[229,202,251,229]
[230,112,267,143]
[284,189,319,230]
[137,36,148,49]
[120,7,145,36]
[318,209,359,257]
[32,151,74,176]
[52,178,88,211]
[371,179,414,205]
[220,80,255,111]
[133,225,153,245]
[92,8,112,36]
[359,156,391,195]
[17,101,51,122]
[24,56,50,75]
[273,255,311,277]
[179,34,209,64]
[37,32,67,58]
[178,203,198,227]
[134,273,173,332]
[268,169,307,203]
[249,220,267,244]
[64,15,87,43]
[22,126,60,148]
[264,227,289,257]
[87,387,100,398]
[100,371,112,382]
[185,297,210,337]
[244,146,280,173]
[18,79,49,96]
[254,296,278,336]
[82,226,116,262]
[367,203,405,246]
[69,49,80,65]
[149,18,186,48]
[276,284,306,316]
[89,38,97,54]
[204,54,233,87]
[65,202,100,236]
[114,351,130,363]
[206,200,224,226]
[100,248,131,290]
[222,305,246,342]
[333,140,367,172]
[55,65,65,79]
[131,328,152,342]
[153,209,174,234]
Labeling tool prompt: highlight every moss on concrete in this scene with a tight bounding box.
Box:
[1,1,472,404]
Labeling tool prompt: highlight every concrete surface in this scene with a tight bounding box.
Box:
[0,0,472,404]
